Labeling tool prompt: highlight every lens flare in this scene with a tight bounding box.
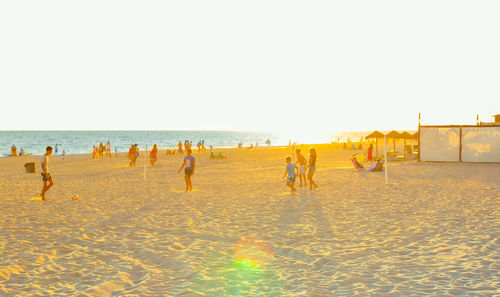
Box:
[190,237,286,295]
[232,236,274,268]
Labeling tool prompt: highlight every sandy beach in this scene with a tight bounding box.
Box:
[0,144,498,296]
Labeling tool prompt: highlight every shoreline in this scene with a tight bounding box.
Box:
[2,142,336,159]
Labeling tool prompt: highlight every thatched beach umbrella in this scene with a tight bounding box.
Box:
[365,131,385,156]
[386,131,402,153]
[400,131,415,158]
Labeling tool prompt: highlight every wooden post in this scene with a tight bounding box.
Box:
[384,134,388,185]
[404,139,407,159]
[459,127,462,162]
[144,145,147,180]
[418,112,421,161]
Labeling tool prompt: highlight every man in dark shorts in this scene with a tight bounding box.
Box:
[40,146,54,200]
[178,148,195,192]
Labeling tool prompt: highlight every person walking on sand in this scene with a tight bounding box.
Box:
[150,144,158,166]
[306,147,318,190]
[40,146,54,200]
[178,148,195,192]
[295,149,307,187]
[282,156,298,194]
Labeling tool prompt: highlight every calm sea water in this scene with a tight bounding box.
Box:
[0,131,283,156]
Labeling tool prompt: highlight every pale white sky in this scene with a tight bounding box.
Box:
[1,1,498,137]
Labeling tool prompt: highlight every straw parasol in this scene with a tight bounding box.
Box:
[365,131,385,156]
[386,131,402,153]
[399,132,415,158]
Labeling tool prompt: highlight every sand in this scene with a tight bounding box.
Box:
[0,145,499,296]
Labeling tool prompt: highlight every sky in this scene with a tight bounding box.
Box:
[1,1,499,139]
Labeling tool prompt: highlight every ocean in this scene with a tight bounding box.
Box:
[0,130,283,156]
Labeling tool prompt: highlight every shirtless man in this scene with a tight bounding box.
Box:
[40,146,54,200]
[295,149,307,187]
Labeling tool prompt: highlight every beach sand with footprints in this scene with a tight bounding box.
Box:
[0,144,499,296]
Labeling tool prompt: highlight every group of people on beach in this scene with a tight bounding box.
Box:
[127,143,161,167]
[38,142,320,199]
[283,147,318,194]
[127,144,140,167]
[10,144,26,156]
[92,141,112,159]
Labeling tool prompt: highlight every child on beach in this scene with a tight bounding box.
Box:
[282,156,297,194]
[295,149,307,187]
[178,148,195,192]
[40,146,54,200]
[150,144,158,166]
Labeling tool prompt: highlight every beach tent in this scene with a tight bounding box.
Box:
[419,125,500,162]
[365,131,385,156]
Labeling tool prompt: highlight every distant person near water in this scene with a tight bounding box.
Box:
[128,144,138,167]
[178,148,195,192]
[283,156,298,194]
[99,142,104,158]
[295,149,307,187]
[178,141,184,153]
[40,146,54,200]
[150,144,158,166]
[306,147,318,190]
[106,141,112,158]
[11,144,17,156]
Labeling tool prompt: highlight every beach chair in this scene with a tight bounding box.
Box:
[366,157,384,172]
[351,153,365,169]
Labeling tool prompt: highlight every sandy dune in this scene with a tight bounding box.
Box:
[0,145,499,296]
